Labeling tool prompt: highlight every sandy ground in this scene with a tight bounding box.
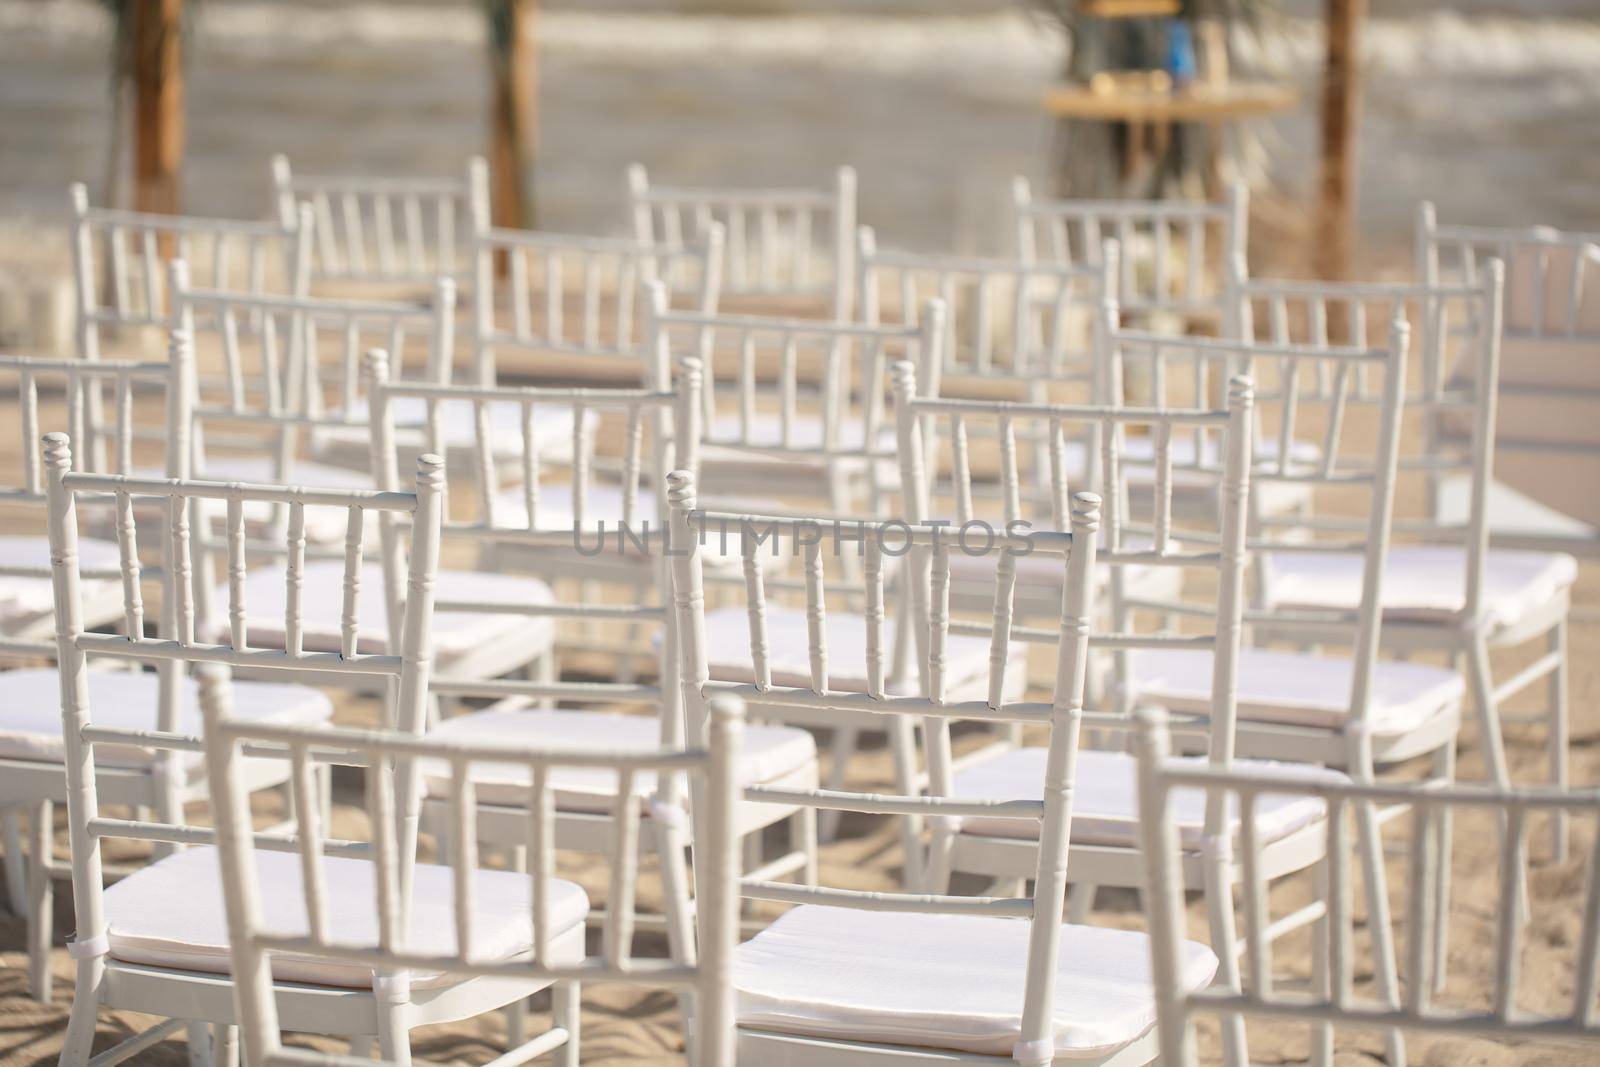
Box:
[0,296,1596,1065]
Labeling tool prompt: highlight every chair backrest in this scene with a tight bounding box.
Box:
[1227,264,1505,626]
[469,176,723,385]
[647,291,943,501]
[1107,318,1410,745]
[69,184,312,364]
[666,468,1101,1062]
[857,226,1104,389]
[890,359,1253,757]
[1134,706,1600,1063]
[1013,179,1246,328]
[43,440,442,1025]
[0,339,191,656]
[271,153,479,287]
[1419,206,1600,349]
[203,675,744,1067]
[365,350,703,751]
[627,163,857,320]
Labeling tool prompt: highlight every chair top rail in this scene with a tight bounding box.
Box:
[1238,277,1486,301]
[178,286,439,320]
[75,203,293,238]
[218,718,709,773]
[280,173,467,196]
[0,354,171,379]
[634,186,835,209]
[1430,221,1600,248]
[1114,329,1389,363]
[478,226,679,256]
[1153,760,1600,811]
[378,380,674,408]
[907,394,1231,428]
[61,471,416,511]
[863,245,1099,280]
[654,307,923,341]
[704,680,1059,726]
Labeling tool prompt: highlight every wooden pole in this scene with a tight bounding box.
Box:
[1317,0,1364,279]
[130,0,184,217]
[489,0,538,230]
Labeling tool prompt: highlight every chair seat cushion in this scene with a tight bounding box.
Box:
[1266,545,1578,632]
[701,606,1028,702]
[944,536,1184,603]
[0,667,331,769]
[952,747,1342,847]
[420,706,817,809]
[207,561,555,664]
[104,846,589,990]
[704,412,896,457]
[0,535,122,631]
[1124,647,1465,737]
[735,905,1218,1058]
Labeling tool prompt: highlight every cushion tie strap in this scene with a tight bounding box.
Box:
[372,972,411,1004]
[646,797,691,832]
[67,931,110,960]
[1012,1036,1053,1064]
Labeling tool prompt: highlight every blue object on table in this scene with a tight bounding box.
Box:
[1166,20,1197,87]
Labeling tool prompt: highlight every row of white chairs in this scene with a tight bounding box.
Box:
[5,159,1594,1066]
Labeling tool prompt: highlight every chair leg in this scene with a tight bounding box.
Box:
[3,808,27,917]
[1354,798,1406,1067]
[1309,856,1332,1067]
[817,727,859,843]
[1201,854,1248,1067]
[1430,740,1455,995]
[1548,617,1569,863]
[1066,882,1096,925]
[1465,637,1510,789]
[187,1021,214,1067]
[552,980,581,1067]
[28,801,52,1003]
[375,1000,411,1067]
[59,958,104,1067]
[655,821,697,967]
[504,995,528,1049]
[212,1025,239,1067]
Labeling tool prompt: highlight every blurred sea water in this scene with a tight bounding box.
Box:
[0,0,1595,260]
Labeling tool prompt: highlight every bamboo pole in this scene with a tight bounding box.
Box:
[489,0,538,231]
[131,0,184,218]
[1317,0,1364,279]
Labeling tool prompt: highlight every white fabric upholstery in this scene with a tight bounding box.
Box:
[1266,545,1578,632]
[702,606,1028,702]
[104,846,588,989]
[944,536,1184,603]
[0,535,121,630]
[420,706,817,809]
[207,561,554,662]
[1124,647,1465,737]
[952,747,1341,847]
[736,905,1218,1058]
[0,667,331,768]
[705,412,894,455]
[316,397,596,459]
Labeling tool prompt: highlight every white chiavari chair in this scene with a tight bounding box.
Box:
[1230,264,1576,864]
[857,225,1104,394]
[1417,206,1600,554]
[668,471,1222,1066]
[271,153,479,292]
[628,164,856,321]
[202,675,746,1067]
[1013,179,1247,333]
[0,339,336,1011]
[892,363,1353,1067]
[1112,319,1454,1064]
[470,160,724,387]
[362,355,817,978]
[647,294,944,514]
[1135,706,1600,1066]
[67,184,311,472]
[41,441,430,1064]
